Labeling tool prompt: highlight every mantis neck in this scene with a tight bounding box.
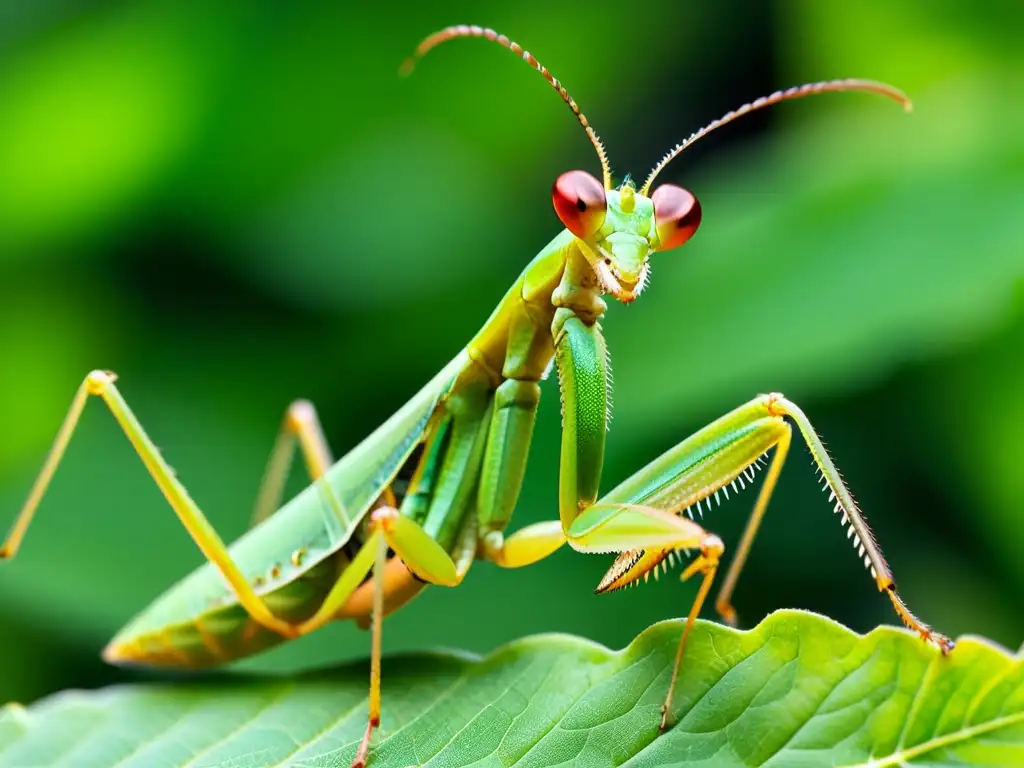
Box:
[464,232,607,390]
[551,241,607,327]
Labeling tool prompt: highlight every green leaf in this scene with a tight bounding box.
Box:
[2,610,1021,767]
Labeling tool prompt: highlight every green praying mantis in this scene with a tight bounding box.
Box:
[1,24,955,768]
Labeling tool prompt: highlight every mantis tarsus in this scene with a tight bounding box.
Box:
[1,24,954,768]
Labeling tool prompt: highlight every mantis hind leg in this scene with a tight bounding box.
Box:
[1,370,301,638]
[250,399,357,529]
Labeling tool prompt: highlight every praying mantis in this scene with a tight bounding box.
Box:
[0,24,955,768]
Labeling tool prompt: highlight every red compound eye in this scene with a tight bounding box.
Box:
[552,170,607,239]
[651,184,702,251]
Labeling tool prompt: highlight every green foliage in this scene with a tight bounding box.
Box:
[2,611,1021,767]
[0,0,1022,720]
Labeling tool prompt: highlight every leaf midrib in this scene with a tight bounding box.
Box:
[848,711,1024,768]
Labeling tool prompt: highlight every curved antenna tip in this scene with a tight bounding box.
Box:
[399,25,612,188]
[642,78,914,194]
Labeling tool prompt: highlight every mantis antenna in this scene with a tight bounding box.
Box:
[640,79,912,195]
[401,25,614,190]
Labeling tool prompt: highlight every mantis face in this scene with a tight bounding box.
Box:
[552,170,702,303]
[402,25,909,307]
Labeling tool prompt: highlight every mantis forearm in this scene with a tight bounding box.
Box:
[553,307,609,530]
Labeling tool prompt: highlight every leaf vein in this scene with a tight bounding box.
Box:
[264,692,371,768]
[97,692,212,768]
[761,645,872,765]
[845,710,1024,767]
[176,682,298,768]
[893,643,940,752]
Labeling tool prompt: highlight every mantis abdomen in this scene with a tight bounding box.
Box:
[101,234,574,666]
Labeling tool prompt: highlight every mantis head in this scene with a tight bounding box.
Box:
[402,25,912,305]
[552,171,701,303]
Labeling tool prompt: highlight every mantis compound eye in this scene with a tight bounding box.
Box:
[552,170,607,239]
[652,184,702,251]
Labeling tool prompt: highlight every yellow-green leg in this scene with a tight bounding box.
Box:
[1,371,397,641]
[479,520,566,567]
[562,501,728,730]
[661,534,722,731]
[713,423,791,626]
[551,314,953,732]
[251,399,331,526]
[352,515,389,768]
[1,371,304,637]
[250,398,355,530]
[345,380,494,768]
[562,399,953,726]
[339,506,467,768]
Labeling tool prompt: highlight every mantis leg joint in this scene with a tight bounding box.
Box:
[762,391,785,417]
[680,534,724,583]
[284,399,317,431]
[370,506,398,531]
[85,369,117,395]
[700,533,724,560]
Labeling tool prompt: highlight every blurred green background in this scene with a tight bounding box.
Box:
[1,0,1022,706]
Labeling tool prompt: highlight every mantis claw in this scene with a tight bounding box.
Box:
[659,702,674,733]
[716,601,739,627]
[679,534,723,582]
